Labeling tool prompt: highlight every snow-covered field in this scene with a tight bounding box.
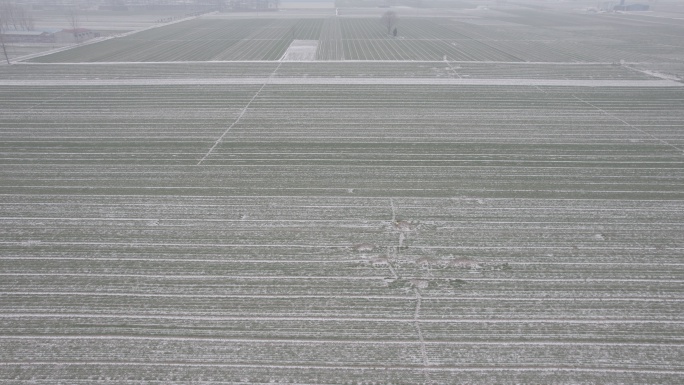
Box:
[1,5,683,384]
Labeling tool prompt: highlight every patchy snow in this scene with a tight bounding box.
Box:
[625,66,683,82]
[280,40,319,61]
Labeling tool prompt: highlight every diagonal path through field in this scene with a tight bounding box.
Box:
[572,95,684,154]
[196,62,284,165]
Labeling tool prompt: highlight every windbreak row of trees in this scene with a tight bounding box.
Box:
[0,1,34,31]
[381,9,398,35]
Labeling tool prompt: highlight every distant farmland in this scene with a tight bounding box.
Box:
[28,11,683,63]
[2,5,684,385]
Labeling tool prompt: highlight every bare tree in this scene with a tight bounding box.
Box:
[66,7,80,43]
[0,1,16,30]
[1,1,33,31]
[381,10,398,35]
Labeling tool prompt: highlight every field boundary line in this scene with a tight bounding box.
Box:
[197,61,283,165]
[0,361,681,374]
[3,273,681,283]
[2,241,682,252]
[2,335,683,347]
[12,60,647,65]
[4,292,683,302]
[4,313,683,324]
[2,193,684,202]
[3,78,682,87]
[0,273,384,280]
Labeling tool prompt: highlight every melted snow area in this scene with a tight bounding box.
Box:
[280,40,319,61]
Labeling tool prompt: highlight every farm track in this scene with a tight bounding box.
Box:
[2,9,684,384]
